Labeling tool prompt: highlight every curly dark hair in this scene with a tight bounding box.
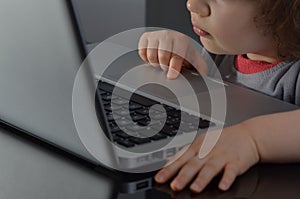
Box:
[255,0,300,60]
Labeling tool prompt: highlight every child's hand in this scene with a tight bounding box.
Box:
[155,123,260,193]
[138,30,208,79]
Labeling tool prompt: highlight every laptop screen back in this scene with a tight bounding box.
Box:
[0,0,99,163]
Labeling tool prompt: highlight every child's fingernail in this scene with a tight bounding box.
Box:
[167,69,179,79]
[155,174,165,182]
[219,182,228,190]
[160,65,168,71]
[172,180,182,190]
[190,183,201,192]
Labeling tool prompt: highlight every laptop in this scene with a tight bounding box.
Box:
[0,0,298,191]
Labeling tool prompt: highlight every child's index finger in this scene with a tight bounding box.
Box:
[167,55,184,79]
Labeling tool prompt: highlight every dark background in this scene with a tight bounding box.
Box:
[73,0,198,44]
[146,0,197,41]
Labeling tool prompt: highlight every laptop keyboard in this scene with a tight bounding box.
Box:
[97,81,214,148]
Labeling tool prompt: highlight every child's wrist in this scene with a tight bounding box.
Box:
[238,119,262,163]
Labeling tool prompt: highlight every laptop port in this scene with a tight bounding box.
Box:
[136,180,149,191]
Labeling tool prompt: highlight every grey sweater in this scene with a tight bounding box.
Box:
[211,55,300,106]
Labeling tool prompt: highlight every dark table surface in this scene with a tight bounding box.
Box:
[0,123,299,199]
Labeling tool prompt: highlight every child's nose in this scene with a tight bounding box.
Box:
[186,0,210,17]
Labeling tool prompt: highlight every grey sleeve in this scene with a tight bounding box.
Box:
[208,55,300,106]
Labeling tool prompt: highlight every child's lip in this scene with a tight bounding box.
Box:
[192,25,210,37]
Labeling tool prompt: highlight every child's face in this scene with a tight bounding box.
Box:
[187,0,277,59]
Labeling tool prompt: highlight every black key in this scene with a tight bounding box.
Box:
[129,137,151,145]
[114,118,132,127]
[166,116,180,125]
[198,119,211,129]
[161,131,177,137]
[129,114,147,122]
[98,82,114,92]
[150,133,168,141]
[126,125,146,132]
[97,89,107,95]
[109,121,116,126]
[109,125,121,133]
[129,103,142,110]
[163,105,176,112]
[106,114,114,122]
[161,126,178,137]
[106,113,120,122]
[114,109,132,117]
[167,110,181,118]
[138,127,160,136]
[137,118,151,126]
[111,98,129,105]
[101,100,110,106]
[150,112,167,120]
[112,134,122,142]
[179,122,198,133]
[115,131,131,139]
[102,94,117,101]
[117,140,135,148]
[135,108,149,115]
[104,105,122,112]
[130,93,157,107]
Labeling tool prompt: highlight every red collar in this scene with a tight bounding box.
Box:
[235,54,282,74]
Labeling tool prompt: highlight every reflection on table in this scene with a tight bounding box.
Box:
[1,123,300,199]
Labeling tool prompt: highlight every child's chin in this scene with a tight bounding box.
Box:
[200,41,224,55]
[203,47,225,55]
[202,44,235,56]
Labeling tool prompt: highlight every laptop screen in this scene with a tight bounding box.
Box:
[0,0,99,163]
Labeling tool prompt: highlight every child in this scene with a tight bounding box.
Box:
[138,0,300,193]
